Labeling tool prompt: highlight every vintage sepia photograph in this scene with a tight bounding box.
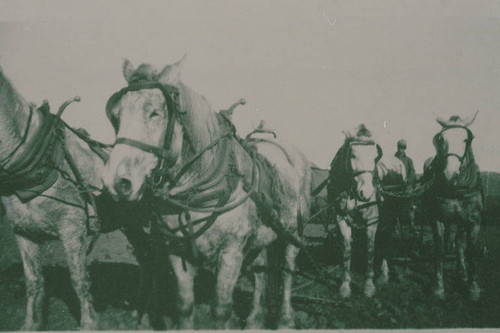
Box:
[0,0,499,330]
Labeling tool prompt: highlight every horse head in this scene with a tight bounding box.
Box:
[433,112,478,182]
[102,56,188,201]
[341,124,382,202]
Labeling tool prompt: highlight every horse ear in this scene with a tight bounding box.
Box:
[463,111,479,127]
[435,115,448,128]
[157,54,187,86]
[122,59,135,83]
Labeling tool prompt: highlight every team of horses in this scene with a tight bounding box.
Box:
[0,57,484,330]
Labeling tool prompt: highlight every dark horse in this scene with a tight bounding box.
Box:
[422,112,483,301]
[0,66,154,330]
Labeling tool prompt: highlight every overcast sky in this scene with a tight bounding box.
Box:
[0,0,499,172]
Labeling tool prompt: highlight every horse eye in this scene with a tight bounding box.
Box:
[149,110,160,118]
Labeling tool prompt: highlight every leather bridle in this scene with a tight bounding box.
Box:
[345,140,383,203]
[106,81,183,181]
[433,125,474,164]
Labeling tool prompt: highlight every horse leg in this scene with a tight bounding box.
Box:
[445,223,457,254]
[278,243,299,328]
[455,226,468,284]
[15,235,45,331]
[59,224,98,330]
[466,221,481,301]
[432,219,446,300]
[246,249,267,329]
[364,222,377,298]
[169,255,195,329]
[121,226,163,328]
[338,219,352,298]
[375,206,392,285]
[212,244,244,329]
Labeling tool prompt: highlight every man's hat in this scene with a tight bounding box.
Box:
[397,139,407,148]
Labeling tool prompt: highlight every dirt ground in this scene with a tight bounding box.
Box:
[1,219,499,330]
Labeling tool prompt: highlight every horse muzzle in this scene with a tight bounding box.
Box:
[443,155,461,182]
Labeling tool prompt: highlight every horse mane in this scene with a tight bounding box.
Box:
[176,82,221,150]
[0,69,31,137]
[125,65,221,154]
[327,141,352,201]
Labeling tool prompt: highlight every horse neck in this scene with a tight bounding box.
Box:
[455,145,478,184]
[329,143,352,194]
[174,83,225,180]
[0,72,39,159]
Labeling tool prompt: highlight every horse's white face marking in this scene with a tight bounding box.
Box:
[438,128,469,181]
[102,89,182,201]
[350,144,378,201]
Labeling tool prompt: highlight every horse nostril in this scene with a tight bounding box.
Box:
[115,177,133,196]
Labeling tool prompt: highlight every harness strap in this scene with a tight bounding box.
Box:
[162,154,258,214]
[114,137,176,163]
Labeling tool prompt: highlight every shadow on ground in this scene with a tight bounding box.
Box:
[1,226,500,330]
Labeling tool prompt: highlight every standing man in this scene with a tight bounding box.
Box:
[394,139,416,240]
[395,139,416,186]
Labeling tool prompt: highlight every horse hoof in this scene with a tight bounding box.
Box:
[246,320,265,330]
[469,284,481,302]
[379,259,389,285]
[364,279,376,298]
[340,282,351,299]
[80,318,99,331]
[434,288,445,301]
[278,316,295,329]
[245,313,265,329]
[378,274,389,285]
[21,322,42,331]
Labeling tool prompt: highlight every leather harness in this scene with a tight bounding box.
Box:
[0,98,110,235]
[0,104,65,202]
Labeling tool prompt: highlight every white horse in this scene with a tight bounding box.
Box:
[327,124,406,298]
[101,56,311,329]
[0,65,155,330]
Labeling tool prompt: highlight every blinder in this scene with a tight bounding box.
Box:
[105,81,183,183]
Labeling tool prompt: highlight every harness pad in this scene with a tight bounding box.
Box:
[0,107,65,203]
